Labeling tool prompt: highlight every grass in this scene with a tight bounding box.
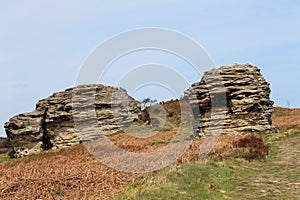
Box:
[0,153,11,163]
[159,127,172,132]
[111,160,238,200]
[262,126,300,142]
[111,128,300,200]
[1,106,299,199]
[54,189,64,196]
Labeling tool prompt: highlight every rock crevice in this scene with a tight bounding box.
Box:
[41,108,53,150]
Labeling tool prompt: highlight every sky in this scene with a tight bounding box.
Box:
[0,0,299,137]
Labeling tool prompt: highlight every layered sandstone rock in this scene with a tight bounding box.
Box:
[4,64,277,157]
[185,64,276,136]
[5,84,142,157]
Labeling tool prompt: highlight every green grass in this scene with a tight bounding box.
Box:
[159,128,172,132]
[0,153,11,163]
[111,129,300,200]
[257,126,300,142]
[111,160,239,200]
[54,189,64,196]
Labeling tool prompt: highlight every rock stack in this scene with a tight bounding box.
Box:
[4,64,277,157]
[185,64,276,136]
[5,84,142,157]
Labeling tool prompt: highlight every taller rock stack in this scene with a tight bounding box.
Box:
[185,64,276,136]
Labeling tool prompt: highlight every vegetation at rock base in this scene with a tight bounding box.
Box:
[0,153,11,163]
[0,106,299,199]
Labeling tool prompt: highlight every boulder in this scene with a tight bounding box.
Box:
[5,84,142,157]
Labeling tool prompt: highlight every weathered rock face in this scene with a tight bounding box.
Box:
[185,64,276,136]
[4,64,277,157]
[5,84,142,157]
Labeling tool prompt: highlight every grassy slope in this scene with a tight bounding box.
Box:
[111,129,300,200]
[0,107,299,199]
[110,107,300,199]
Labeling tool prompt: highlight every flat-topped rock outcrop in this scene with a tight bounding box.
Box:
[5,84,142,157]
[185,64,276,136]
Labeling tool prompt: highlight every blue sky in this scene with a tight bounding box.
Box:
[1,1,299,137]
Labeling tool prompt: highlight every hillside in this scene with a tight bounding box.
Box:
[112,107,300,199]
[0,106,299,199]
